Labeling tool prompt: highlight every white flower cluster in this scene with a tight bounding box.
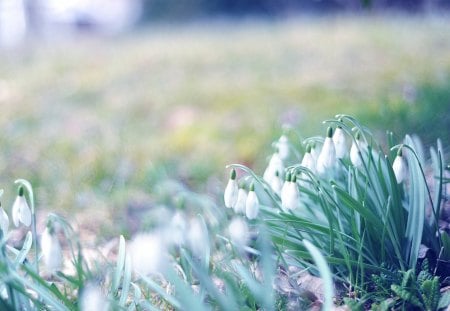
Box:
[224,169,260,220]
[223,124,410,226]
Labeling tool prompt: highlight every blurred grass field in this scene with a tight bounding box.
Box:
[0,15,449,236]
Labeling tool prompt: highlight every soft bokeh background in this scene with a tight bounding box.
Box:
[1,1,449,239]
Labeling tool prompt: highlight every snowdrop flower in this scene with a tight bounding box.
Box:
[333,126,347,159]
[228,217,249,249]
[79,283,109,311]
[224,169,239,208]
[233,187,247,214]
[129,232,168,276]
[270,170,283,196]
[187,218,209,259]
[301,144,316,173]
[12,186,31,227]
[310,143,319,163]
[350,132,367,168]
[41,224,62,273]
[281,174,300,211]
[277,135,289,160]
[316,127,336,174]
[392,147,408,184]
[245,183,259,220]
[168,212,186,246]
[280,171,291,206]
[0,203,8,235]
[263,151,284,185]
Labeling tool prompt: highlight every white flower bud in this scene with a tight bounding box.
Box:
[228,218,249,248]
[129,232,167,276]
[281,175,299,211]
[393,148,408,184]
[269,171,283,196]
[80,283,108,311]
[233,188,247,214]
[350,133,367,168]
[41,226,62,273]
[277,135,289,160]
[301,145,316,173]
[224,169,238,208]
[245,184,259,220]
[333,127,347,159]
[263,152,284,185]
[187,218,209,259]
[12,187,31,227]
[316,128,336,174]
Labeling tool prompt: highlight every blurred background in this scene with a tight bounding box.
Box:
[0,0,449,238]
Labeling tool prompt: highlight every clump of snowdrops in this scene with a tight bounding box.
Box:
[1,114,449,310]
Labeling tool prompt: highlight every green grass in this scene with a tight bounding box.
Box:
[0,15,449,236]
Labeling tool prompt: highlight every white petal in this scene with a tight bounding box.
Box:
[228,218,249,248]
[270,175,283,196]
[19,197,31,227]
[245,191,259,220]
[41,228,62,273]
[317,137,336,174]
[233,189,247,214]
[187,218,209,259]
[333,127,347,159]
[12,197,21,227]
[224,179,238,208]
[263,153,284,184]
[277,135,289,160]
[80,283,108,311]
[301,152,316,173]
[350,140,367,168]
[0,207,9,234]
[130,232,168,276]
[393,155,408,184]
[282,182,299,211]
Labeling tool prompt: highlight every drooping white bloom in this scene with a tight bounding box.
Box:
[228,218,249,248]
[316,127,336,174]
[277,135,289,160]
[350,132,367,168]
[0,205,9,235]
[310,143,319,163]
[301,145,316,173]
[224,169,239,208]
[12,187,31,227]
[168,212,186,246]
[245,183,259,220]
[333,126,347,159]
[282,174,300,211]
[187,218,209,259]
[263,152,284,185]
[269,171,283,196]
[234,188,247,214]
[41,226,62,273]
[79,283,109,311]
[129,232,167,276]
[392,148,408,184]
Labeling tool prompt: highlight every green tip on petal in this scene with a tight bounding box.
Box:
[291,174,297,183]
[285,171,292,182]
[249,182,255,192]
[326,127,333,138]
[18,186,24,197]
[306,144,312,153]
[275,170,280,177]
[230,169,237,180]
[355,131,361,140]
[397,147,403,157]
